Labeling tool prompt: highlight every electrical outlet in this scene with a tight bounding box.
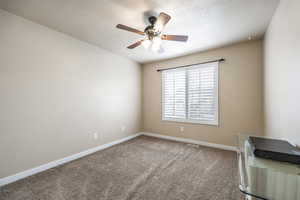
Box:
[121,126,126,132]
[93,132,98,140]
[180,126,184,132]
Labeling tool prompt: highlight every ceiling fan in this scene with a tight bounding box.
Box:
[116,12,188,52]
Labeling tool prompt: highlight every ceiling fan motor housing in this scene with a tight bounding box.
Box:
[144,16,161,40]
[144,26,161,40]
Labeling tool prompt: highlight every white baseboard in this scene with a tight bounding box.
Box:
[1,132,236,187]
[0,133,141,187]
[141,132,237,152]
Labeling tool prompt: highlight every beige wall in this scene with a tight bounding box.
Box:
[142,40,264,147]
[264,0,300,146]
[0,9,141,178]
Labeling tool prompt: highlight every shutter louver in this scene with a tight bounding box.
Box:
[162,62,218,125]
[162,69,186,119]
[187,63,217,122]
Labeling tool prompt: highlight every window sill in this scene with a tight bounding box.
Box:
[162,118,219,126]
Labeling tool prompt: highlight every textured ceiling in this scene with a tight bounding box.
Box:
[0,0,279,63]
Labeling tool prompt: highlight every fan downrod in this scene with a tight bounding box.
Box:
[148,16,157,25]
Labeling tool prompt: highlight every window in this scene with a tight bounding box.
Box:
[162,62,219,125]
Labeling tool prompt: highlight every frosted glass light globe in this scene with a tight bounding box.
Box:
[152,36,162,46]
[142,39,151,49]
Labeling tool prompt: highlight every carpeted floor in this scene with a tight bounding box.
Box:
[0,136,243,200]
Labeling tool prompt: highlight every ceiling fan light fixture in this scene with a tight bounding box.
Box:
[152,36,162,46]
[151,36,162,52]
[142,39,151,49]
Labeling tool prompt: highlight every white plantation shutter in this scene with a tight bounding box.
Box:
[187,63,218,123]
[162,69,186,119]
[162,62,218,125]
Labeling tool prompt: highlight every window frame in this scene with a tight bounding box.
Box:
[161,62,219,126]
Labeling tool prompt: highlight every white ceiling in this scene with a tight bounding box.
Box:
[0,0,279,63]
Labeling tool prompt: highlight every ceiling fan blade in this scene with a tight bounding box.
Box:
[154,12,171,32]
[162,35,188,42]
[116,24,145,36]
[127,40,143,49]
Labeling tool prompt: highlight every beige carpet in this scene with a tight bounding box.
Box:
[0,136,242,200]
